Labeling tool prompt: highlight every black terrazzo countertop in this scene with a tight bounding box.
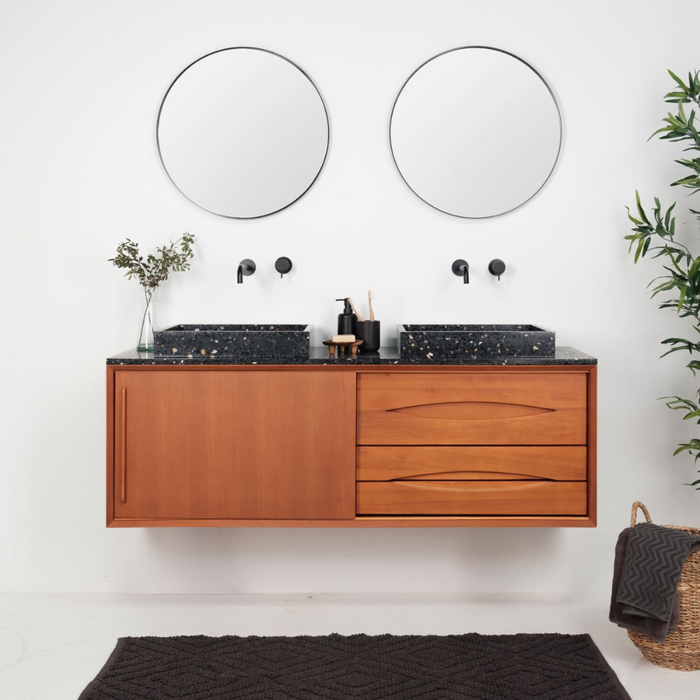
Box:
[107,346,596,366]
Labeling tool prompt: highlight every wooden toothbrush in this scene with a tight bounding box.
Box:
[368,290,375,322]
[348,298,365,322]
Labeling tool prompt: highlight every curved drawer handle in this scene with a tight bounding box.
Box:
[120,386,127,503]
[397,480,552,494]
[396,471,549,481]
[388,401,554,422]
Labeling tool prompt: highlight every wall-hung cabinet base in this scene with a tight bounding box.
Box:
[107,364,597,528]
[107,516,595,528]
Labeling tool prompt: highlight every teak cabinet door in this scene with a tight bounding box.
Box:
[113,370,355,520]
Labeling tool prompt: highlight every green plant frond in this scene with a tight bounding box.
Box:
[674,440,700,455]
[675,158,700,172]
[110,233,195,290]
[649,125,678,140]
[668,70,690,92]
[635,191,652,225]
[672,175,700,186]
[626,207,645,227]
[625,70,700,488]
[661,345,699,359]
[664,202,677,228]
[660,337,700,347]
[665,92,691,103]
[687,361,700,375]
[662,253,686,274]
[649,283,675,299]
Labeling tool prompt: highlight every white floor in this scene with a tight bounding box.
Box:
[0,593,697,699]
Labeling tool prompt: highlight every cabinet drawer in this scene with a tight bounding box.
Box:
[356,481,587,516]
[357,446,587,481]
[357,372,587,445]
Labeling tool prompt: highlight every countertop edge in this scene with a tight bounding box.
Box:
[106,346,597,366]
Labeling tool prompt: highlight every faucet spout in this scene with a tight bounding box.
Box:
[237,259,256,284]
[451,259,469,284]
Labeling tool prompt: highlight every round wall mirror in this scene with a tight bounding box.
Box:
[157,47,330,219]
[390,47,562,219]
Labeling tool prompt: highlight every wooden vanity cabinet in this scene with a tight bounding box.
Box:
[107,364,596,528]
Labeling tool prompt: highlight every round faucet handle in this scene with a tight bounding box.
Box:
[452,259,468,275]
[275,256,293,278]
[239,259,256,275]
[488,259,506,281]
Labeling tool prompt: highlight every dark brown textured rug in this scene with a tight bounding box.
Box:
[79,633,631,700]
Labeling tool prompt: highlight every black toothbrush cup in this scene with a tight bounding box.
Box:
[357,320,381,352]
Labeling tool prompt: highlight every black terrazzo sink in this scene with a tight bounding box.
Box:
[397,324,555,360]
[154,324,312,359]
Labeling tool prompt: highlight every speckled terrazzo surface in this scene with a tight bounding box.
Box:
[153,324,311,359]
[107,346,596,365]
[398,324,555,360]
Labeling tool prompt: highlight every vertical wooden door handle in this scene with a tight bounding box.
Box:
[120,386,127,503]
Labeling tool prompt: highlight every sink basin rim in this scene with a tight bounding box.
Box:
[397,323,556,359]
[398,323,554,333]
[160,323,312,333]
[153,323,312,359]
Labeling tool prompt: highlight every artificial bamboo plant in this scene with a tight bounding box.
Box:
[626,70,700,489]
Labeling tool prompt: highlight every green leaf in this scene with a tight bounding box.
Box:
[669,70,690,92]
[650,125,676,140]
[626,206,645,226]
[664,202,676,229]
[635,191,651,225]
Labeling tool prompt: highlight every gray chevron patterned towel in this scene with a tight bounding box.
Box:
[610,522,700,642]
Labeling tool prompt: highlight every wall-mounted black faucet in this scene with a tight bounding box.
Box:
[275,256,293,279]
[237,259,256,284]
[452,259,470,284]
[488,259,506,281]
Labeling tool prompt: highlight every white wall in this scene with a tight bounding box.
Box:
[1,0,699,594]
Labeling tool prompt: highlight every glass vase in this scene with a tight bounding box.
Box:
[137,288,156,352]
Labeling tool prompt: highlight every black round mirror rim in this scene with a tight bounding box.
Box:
[156,46,331,220]
[389,45,563,220]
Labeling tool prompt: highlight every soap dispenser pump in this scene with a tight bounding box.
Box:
[336,298,357,336]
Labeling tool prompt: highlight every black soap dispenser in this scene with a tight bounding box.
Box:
[336,298,357,336]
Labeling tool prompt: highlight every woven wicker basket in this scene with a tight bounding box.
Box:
[626,501,700,671]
